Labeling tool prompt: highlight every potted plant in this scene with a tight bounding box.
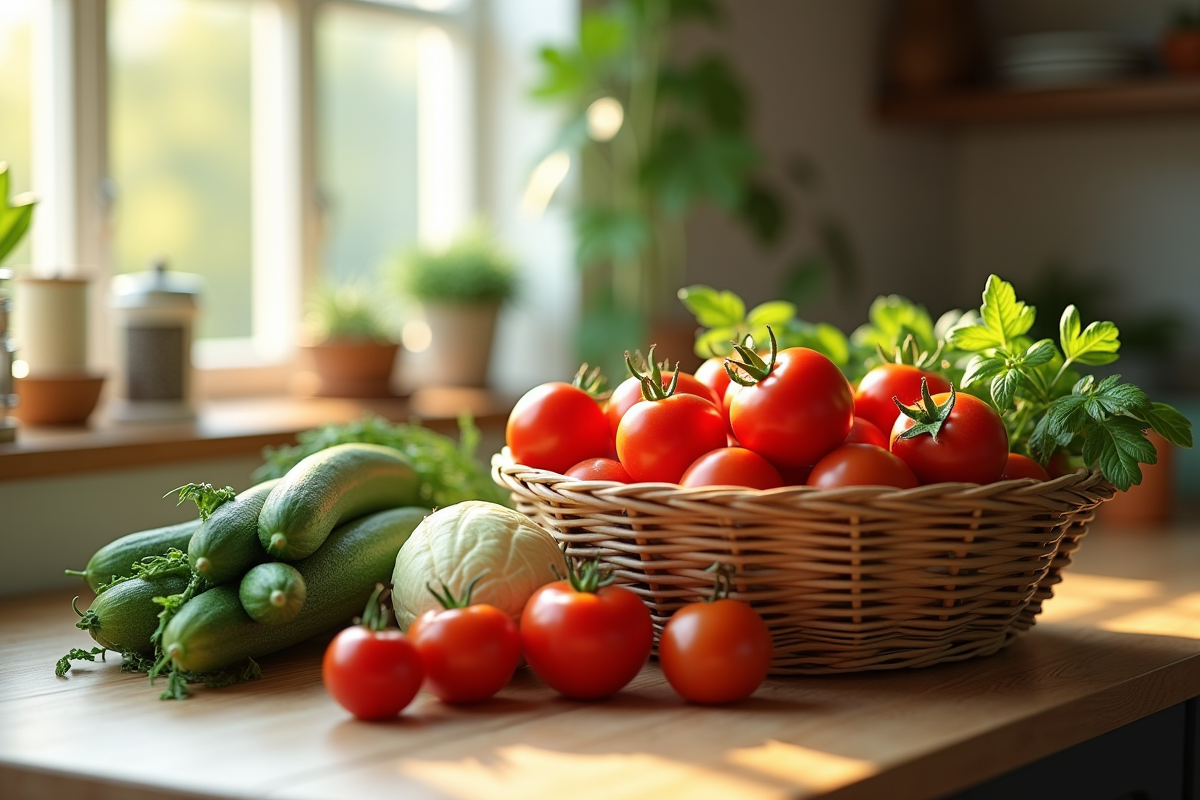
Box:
[1163,5,1200,74]
[390,225,517,389]
[297,281,400,398]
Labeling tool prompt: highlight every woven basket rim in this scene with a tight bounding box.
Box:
[491,447,1112,504]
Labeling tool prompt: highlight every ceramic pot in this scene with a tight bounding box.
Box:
[299,340,400,398]
[13,373,105,426]
[409,302,499,389]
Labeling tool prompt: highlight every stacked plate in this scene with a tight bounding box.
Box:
[996,31,1138,89]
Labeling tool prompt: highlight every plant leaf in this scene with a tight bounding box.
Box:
[1059,305,1121,366]
[677,285,745,328]
[745,300,795,329]
[1133,402,1194,448]
[979,274,1035,345]
[990,369,1022,411]
[693,326,738,359]
[1083,416,1157,491]
[961,354,1006,388]
[1022,338,1058,368]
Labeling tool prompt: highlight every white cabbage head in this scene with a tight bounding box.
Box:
[391,500,567,630]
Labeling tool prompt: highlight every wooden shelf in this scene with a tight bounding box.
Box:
[878,75,1200,126]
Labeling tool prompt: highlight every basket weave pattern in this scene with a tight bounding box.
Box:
[493,450,1114,675]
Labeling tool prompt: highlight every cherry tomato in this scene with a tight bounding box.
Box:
[322,588,424,720]
[680,447,783,490]
[694,357,731,408]
[807,443,918,489]
[606,371,716,437]
[507,380,612,474]
[1000,452,1050,482]
[854,364,952,437]
[407,592,521,705]
[565,457,632,483]
[520,560,653,700]
[616,393,727,484]
[728,343,854,469]
[844,416,888,448]
[659,576,772,705]
[889,384,1009,485]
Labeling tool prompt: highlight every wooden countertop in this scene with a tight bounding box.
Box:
[0,389,513,482]
[2,523,1198,800]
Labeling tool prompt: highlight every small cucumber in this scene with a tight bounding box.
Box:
[76,572,192,656]
[67,520,201,593]
[188,479,281,585]
[239,562,306,625]
[165,506,427,673]
[258,443,420,561]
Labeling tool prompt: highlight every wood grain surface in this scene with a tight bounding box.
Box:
[1,523,1198,800]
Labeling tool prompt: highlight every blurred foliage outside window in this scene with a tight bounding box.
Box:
[0,0,34,268]
[109,0,254,340]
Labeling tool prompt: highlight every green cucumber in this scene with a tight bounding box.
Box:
[67,520,201,592]
[258,443,420,560]
[187,479,281,584]
[75,572,192,656]
[164,505,427,673]
[239,562,306,625]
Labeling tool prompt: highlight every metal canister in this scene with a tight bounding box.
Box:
[109,260,201,422]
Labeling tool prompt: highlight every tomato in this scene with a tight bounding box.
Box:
[727,340,854,469]
[658,570,773,705]
[407,583,522,705]
[854,364,952,437]
[606,371,716,437]
[520,560,653,700]
[680,447,783,490]
[807,443,918,489]
[1000,452,1050,482]
[616,393,727,484]
[844,416,888,448]
[565,457,632,483]
[694,357,731,408]
[889,384,1009,485]
[777,464,813,486]
[322,588,424,720]
[507,380,613,474]
[1047,450,1084,478]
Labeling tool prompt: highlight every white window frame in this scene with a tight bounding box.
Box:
[23,0,477,398]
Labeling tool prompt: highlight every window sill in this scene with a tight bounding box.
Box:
[0,388,513,482]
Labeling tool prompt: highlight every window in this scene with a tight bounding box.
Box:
[0,0,35,268]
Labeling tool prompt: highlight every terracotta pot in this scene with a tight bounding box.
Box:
[1097,431,1175,528]
[298,340,400,398]
[13,373,105,426]
[1163,29,1200,74]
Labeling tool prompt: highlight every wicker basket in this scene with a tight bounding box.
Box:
[492,449,1115,675]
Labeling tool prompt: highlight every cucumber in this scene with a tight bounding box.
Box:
[164,506,427,673]
[239,562,306,625]
[76,572,192,656]
[258,443,420,561]
[187,479,282,585]
[67,520,201,593]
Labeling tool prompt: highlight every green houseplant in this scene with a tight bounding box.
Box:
[298,281,400,398]
[390,226,517,388]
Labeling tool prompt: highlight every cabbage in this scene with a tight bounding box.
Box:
[391,501,567,629]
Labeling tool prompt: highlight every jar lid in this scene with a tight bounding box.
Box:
[111,260,202,309]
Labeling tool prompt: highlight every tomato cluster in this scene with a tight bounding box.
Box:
[507,329,1033,492]
[324,559,775,718]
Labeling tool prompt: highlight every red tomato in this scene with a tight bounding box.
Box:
[606,371,716,437]
[407,601,521,704]
[728,347,854,469]
[565,457,632,483]
[777,464,813,486]
[1047,450,1083,478]
[507,381,613,474]
[844,416,888,448]
[659,597,773,705]
[854,364,952,437]
[616,393,727,484]
[1000,453,1050,482]
[680,447,783,490]
[807,443,918,489]
[520,563,654,700]
[889,385,1009,485]
[694,357,731,408]
[322,625,424,720]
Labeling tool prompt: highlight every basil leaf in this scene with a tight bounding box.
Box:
[991,369,1022,411]
[1059,305,1120,366]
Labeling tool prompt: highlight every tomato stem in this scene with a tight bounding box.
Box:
[724,326,778,386]
[625,345,679,402]
[426,573,486,610]
[893,378,956,441]
[358,583,393,632]
[705,562,736,603]
[563,551,616,593]
[572,363,610,401]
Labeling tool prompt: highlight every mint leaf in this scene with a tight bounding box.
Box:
[980,274,1035,346]
[677,285,745,328]
[1133,402,1194,448]
[1059,305,1120,366]
[1083,416,1157,491]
